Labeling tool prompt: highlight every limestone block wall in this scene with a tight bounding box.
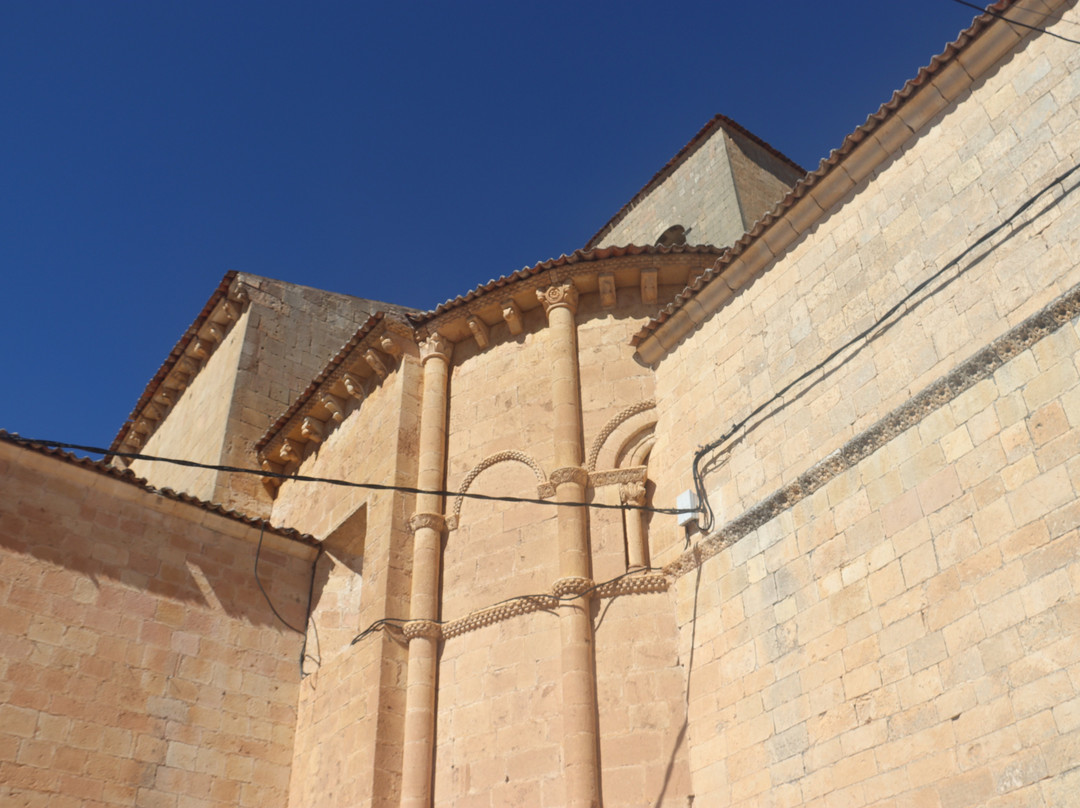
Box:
[650,11,1080,562]
[667,323,1080,805]
[595,123,803,250]
[129,274,397,517]
[0,442,314,808]
[644,7,1080,806]
[273,359,420,808]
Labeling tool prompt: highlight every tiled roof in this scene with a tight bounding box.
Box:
[584,115,807,250]
[108,271,237,456]
[632,0,1027,349]
[407,243,726,325]
[1,431,318,547]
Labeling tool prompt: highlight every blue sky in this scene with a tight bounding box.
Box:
[1,1,980,452]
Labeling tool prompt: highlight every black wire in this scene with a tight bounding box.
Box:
[691,160,1080,532]
[254,524,306,635]
[949,0,1080,45]
[349,566,663,646]
[0,434,692,517]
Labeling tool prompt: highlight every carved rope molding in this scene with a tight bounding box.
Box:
[662,280,1080,581]
[448,450,550,530]
[586,400,657,471]
[402,620,442,640]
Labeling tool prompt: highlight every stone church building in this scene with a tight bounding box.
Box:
[3,1,1080,805]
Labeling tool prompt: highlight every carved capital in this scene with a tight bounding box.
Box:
[301,417,324,443]
[342,372,365,400]
[409,512,447,534]
[502,301,524,336]
[363,349,388,378]
[551,577,594,598]
[321,393,346,423]
[537,282,579,316]
[420,333,454,364]
[549,466,589,488]
[402,620,442,640]
[619,481,647,506]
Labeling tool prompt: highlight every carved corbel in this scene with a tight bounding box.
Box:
[176,356,198,376]
[205,323,224,342]
[261,459,283,493]
[321,393,346,423]
[223,300,241,321]
[466,315,490,349]
[279,440,302,464]
[301,417,325,443]
[502,301,524,335]
[126,431,145,449]
[342,372,365,400]
[190,341,210,360]
[155,388,178,408]
[379,335,403,358]
[537,282,579,316]
[419,333,454,364]
[363,349,388,379]
[640,268,658,304]
[142,402,163,421]
[229,285,249,305]
[598,273,616,309]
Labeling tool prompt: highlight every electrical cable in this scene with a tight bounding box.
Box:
[255,525,324,676]
[690,160,1080,533]
[0,434,692,517]
[948,0,1080,45]
[349,566,663,647]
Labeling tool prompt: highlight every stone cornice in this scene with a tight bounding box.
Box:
[112,273,251,460]
[256,316,416,474]
[633,0,1068,365]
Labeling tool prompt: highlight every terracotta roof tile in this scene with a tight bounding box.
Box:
[1,431,317,547]
[408,243,726,325]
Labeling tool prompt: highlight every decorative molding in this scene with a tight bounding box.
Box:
[441,595,558,639]
[662,280,1080,581]
[420,333,454,364]
[402,620,442,640]
[279,440,302,464]
[503,301,524,336]
[640,268,658,304]
[466,315,490,349]
[587,400,656,471]
[537,282,579,316]
[321,393,346,423]
[363,349,388,379]
[301,417,324,443]
[449,451,549,530]
[598,273,616,309]
[342,372,365,400]
[593,574,668,598]
[549,466,589,488]
[409,512,447,534]
[551,577,594,598]
[589,466,647,488]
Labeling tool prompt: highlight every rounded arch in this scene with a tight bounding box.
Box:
[448,450,549,530]
[588,400,657,472]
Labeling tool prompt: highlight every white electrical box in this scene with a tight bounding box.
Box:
[676,490,699,526]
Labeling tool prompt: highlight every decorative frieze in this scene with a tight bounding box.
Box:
[548,466,589,488]
[589,466,648,488]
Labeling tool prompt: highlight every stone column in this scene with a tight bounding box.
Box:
[401,333,453,808]
[620,481,648,569]
[537,281,602,808]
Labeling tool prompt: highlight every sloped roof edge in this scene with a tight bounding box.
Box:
[633,0,1056,361]
[1,431,318,547]
[584,115,807,251]
[408,243,726,325]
